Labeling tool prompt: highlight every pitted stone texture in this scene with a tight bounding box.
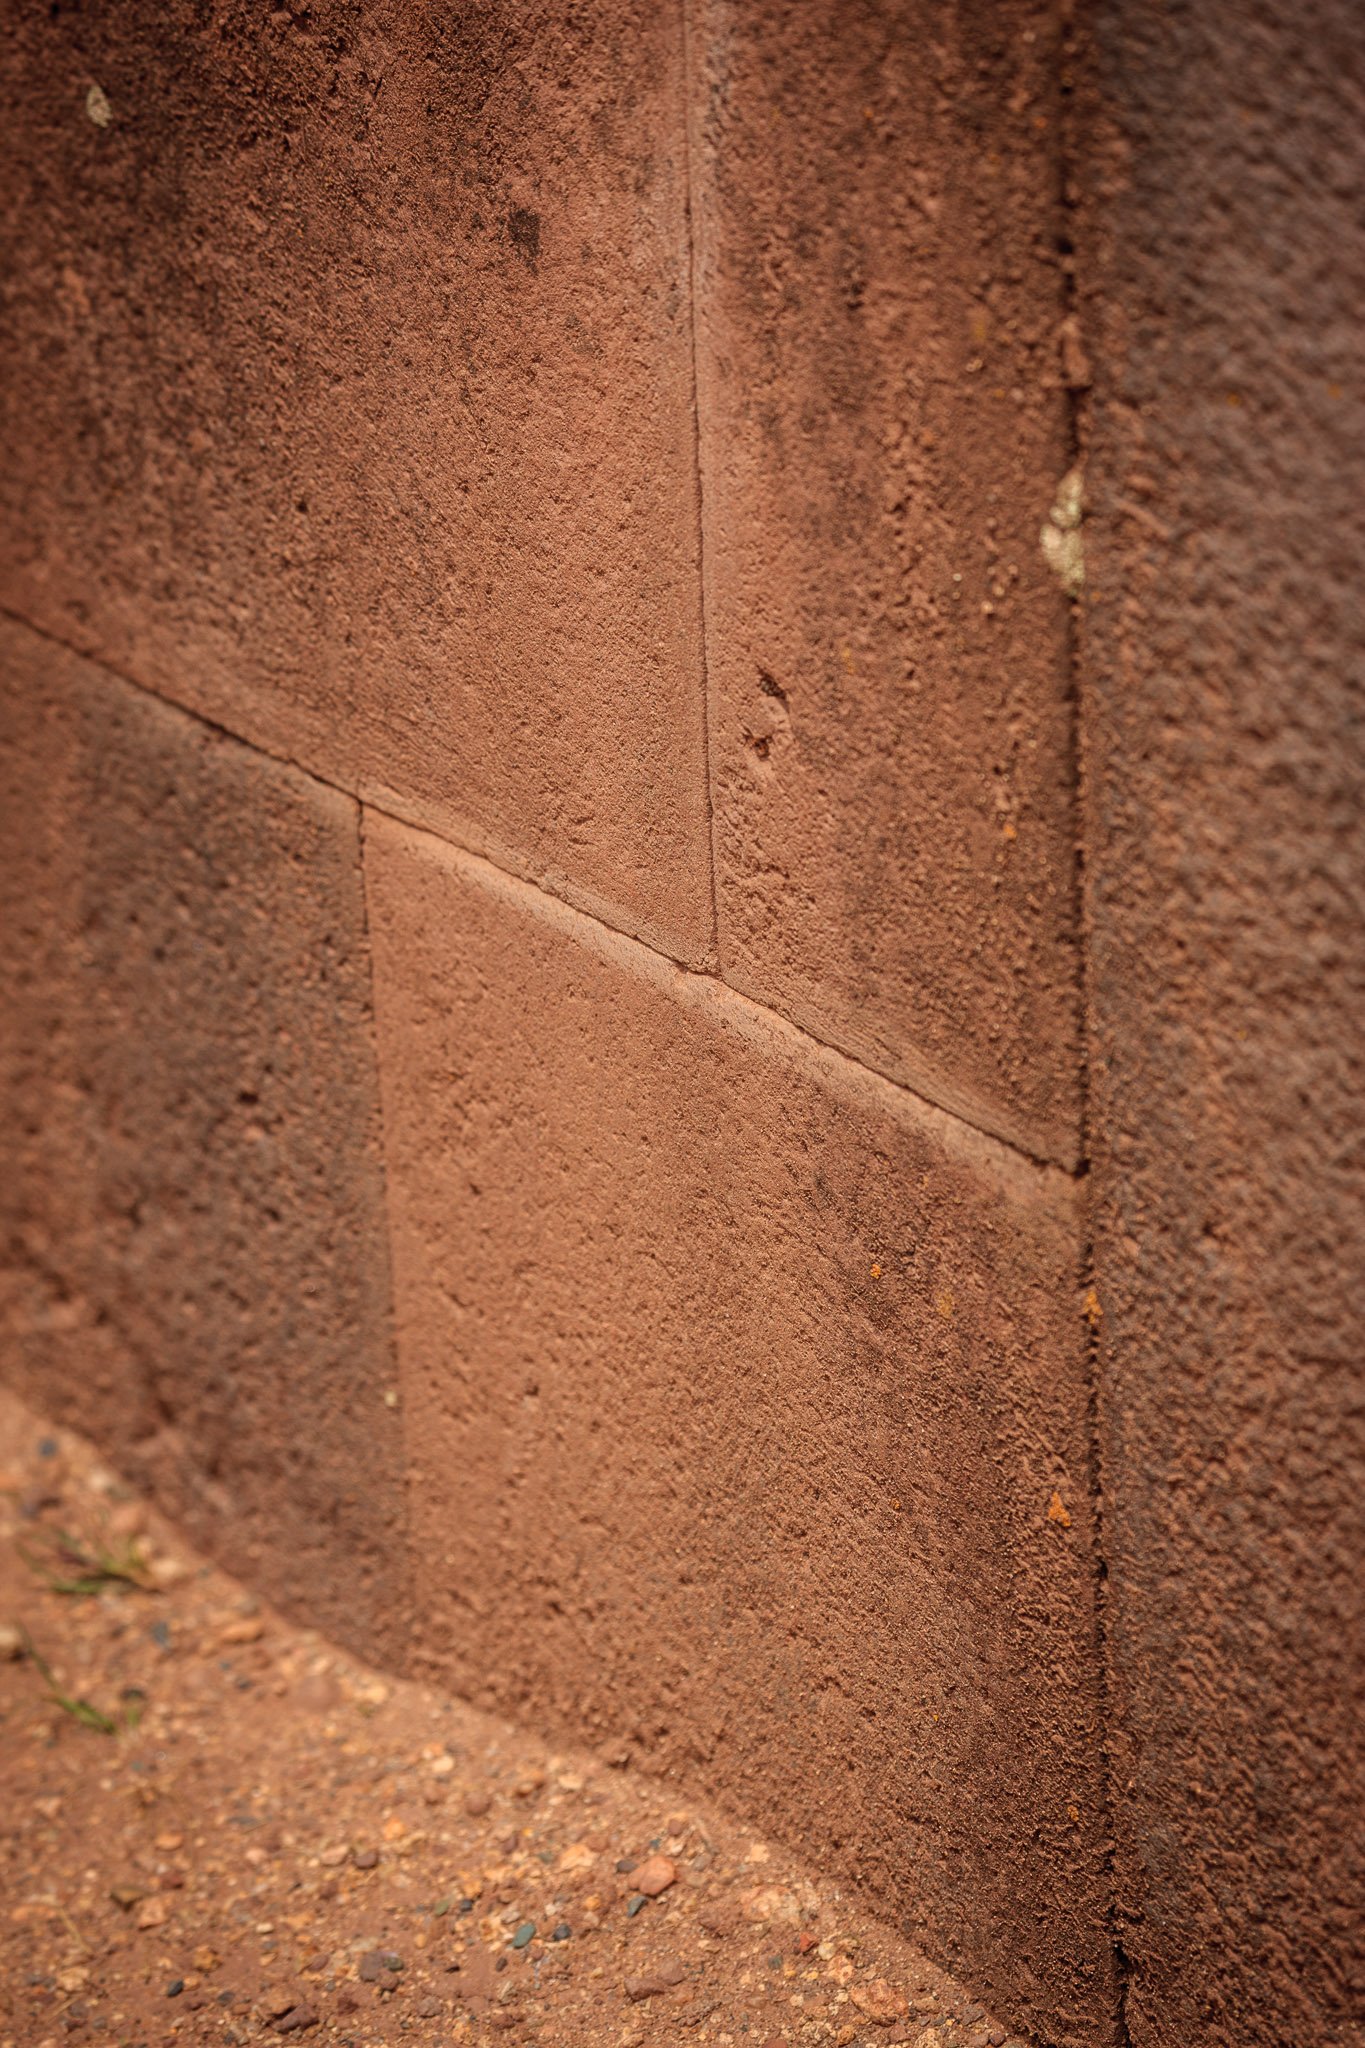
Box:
[690,0,1081,1163]
[364,813,1114,2044]
[1076,5,1365,2041]
[0,0,711,963]
[0,620,405,1661]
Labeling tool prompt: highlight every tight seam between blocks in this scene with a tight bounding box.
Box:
[353,799,416,1644]
[1054,5,1133,2040]
[0,600,1075,1182]
[678,0,722,972]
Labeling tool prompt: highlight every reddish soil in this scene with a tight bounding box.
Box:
[0,1389,1027,2048]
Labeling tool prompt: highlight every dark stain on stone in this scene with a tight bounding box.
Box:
[508,205,540,271]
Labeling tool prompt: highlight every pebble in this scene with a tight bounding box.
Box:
[626,1893,647,1917]
[511,1921,536,1949]
[165,1980,184,1998]
[274,2006,318,2034]
[465,1792,492,1817]
[625,1961,689,1999]
[740,1884,800,1925]
[357,1951,401,1983]
[219,1615,264,1645]
[850,1979,911,2024]
[552,1922,572,1941]
[0,1621,23,1661]
[290,1671,341,1713]
[351,1844,379,1869]
[987,2033,1007,2046]
[624,1973,670,2000]
[631,1853,677,1898]
[147,1553,190,1587]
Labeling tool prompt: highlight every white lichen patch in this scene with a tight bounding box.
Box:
[1040,465,1085,594]
[85,82,112,128]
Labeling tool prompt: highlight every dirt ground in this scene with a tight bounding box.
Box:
[0,1389,1028,2048]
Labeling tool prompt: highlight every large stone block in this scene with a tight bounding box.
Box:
[0,620,405,1659]
[364,812,1115,2043]
[0,0,712,963]
[689,0,1082,1163]
[1076,4,1365,2040]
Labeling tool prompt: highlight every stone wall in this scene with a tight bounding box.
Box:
[2,4,1360,2043]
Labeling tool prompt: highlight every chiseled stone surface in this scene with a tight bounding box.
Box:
[0,0,712,963]
[1077,4,1365,2040]
[0,619,405,1661]
[364,811,1115,2045]
[691,0,1082,1164]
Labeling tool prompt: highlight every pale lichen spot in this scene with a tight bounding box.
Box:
[85,82,112,127]
[1040,465,1085,594]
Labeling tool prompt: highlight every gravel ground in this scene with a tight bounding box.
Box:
[0,1388,1028,2048]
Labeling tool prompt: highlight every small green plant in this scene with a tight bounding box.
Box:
[20,1628,119,1733]
[19,1526,155,1595]
[18,1629,147,1735]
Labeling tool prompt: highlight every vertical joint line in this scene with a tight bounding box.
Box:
[679,0,722,970]
[1056,3,1132,2041]
[354,798,413,1631]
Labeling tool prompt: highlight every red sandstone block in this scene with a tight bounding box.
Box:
[1076,7,1365,2041]
[364,812,1113,2043]
[0,1,711,963]
[689,0,1081,1162]
[0,619,405,1660]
